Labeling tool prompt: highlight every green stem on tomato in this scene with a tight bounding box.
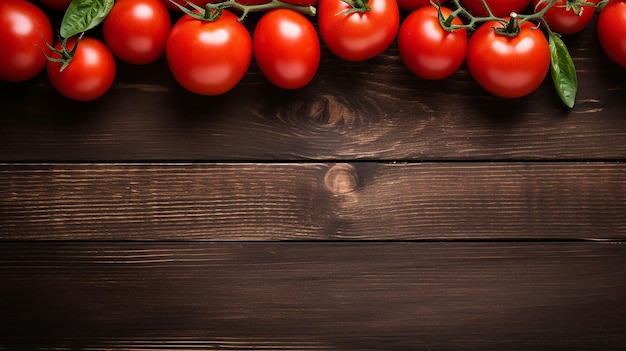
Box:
[172,0,316,22]
[39,34,83,72]
[338,0,371,14]
[439,0,558,34]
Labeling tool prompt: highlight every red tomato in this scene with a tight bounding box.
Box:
[318,0,400,61]
[38,0,72,11]
[47,37,116,101]
[253,9,320,89]
[398,5,467,80]
[597,0,626,68]
[0,0,53,82]
[166,10,252,95]
[103,0,171,64]
[460,0,532,17]
[533,0,599,35]
[162,0,210,12]
[466,18,550,98]
[396,0,447,12]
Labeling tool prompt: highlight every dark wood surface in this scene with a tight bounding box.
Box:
[2,242,625,350]
[2,162,625,240]
[1,7,625,350]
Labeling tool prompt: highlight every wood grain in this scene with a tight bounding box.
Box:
[2,7,625,350]
[1,17,625,161]
[1,242,624,350]
[2,162,624,240]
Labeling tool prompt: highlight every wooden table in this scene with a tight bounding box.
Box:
[1,9,625,350]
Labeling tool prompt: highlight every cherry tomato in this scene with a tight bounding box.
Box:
[0,0,53,82]
[103,0,171,65]
[466,18,550,98]
[38,0,72,11]
[533,0,599,35]
[398,5,467,80]
[47,37,116,101]
[597,0,626,68]
[460,0,532,17]
[396,0,447,12]
[253,9,320,89]
[161,0,210,12]
[166,10,252,95]
[318,0,400,61]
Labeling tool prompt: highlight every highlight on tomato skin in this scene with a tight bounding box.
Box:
[466,18,551,99]
[317,0,400,61]
[398,5,467,80]
[253,9,321,89]
[46,37,117,101]
[165,10,253,96]
[103,0,172,65]
[597,0,626,68]
[0,0,54,82]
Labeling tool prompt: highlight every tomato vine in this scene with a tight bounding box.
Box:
[173,0,317,21]
[9,0,620,106]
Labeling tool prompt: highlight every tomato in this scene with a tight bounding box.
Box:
[103,0,171,65]
[162,0,210,12]
[597,0,626,68]
[533,0,599,35]
[38,0,72,11]
[460,0,532,17]
[253,9,320,89]
[0,0,53,82]
[318,0,400,61]
[47,37,116,101]
[396,0,447,12]
[166,10,252,95]
[398,5,467,80]
[466,18,550,98]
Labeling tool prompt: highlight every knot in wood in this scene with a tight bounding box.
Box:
[308,94,358,126]
[324,163,359,194]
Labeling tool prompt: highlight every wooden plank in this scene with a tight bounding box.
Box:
[1,242,624,350]
[2,162,624,240]
[1,17,625,161]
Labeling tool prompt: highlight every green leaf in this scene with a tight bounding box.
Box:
[548,32,578,108]
[60,0,114,39]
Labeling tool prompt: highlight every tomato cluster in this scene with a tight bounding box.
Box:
[2,0,626,105]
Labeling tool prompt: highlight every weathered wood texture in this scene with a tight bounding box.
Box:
[2,162,625,240]
[1,16,625,161]
[2,6,625,351]
[1,242,625,350]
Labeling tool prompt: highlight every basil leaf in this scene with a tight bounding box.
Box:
[549,31,577,108]
[60,0,114,39]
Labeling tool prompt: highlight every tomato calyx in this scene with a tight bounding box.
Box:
[40,34,83,72]
[172,0,316,22]
[338,0,371,14]
[494,13,522,36]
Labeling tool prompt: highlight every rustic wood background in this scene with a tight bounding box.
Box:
[1,6,625,350]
